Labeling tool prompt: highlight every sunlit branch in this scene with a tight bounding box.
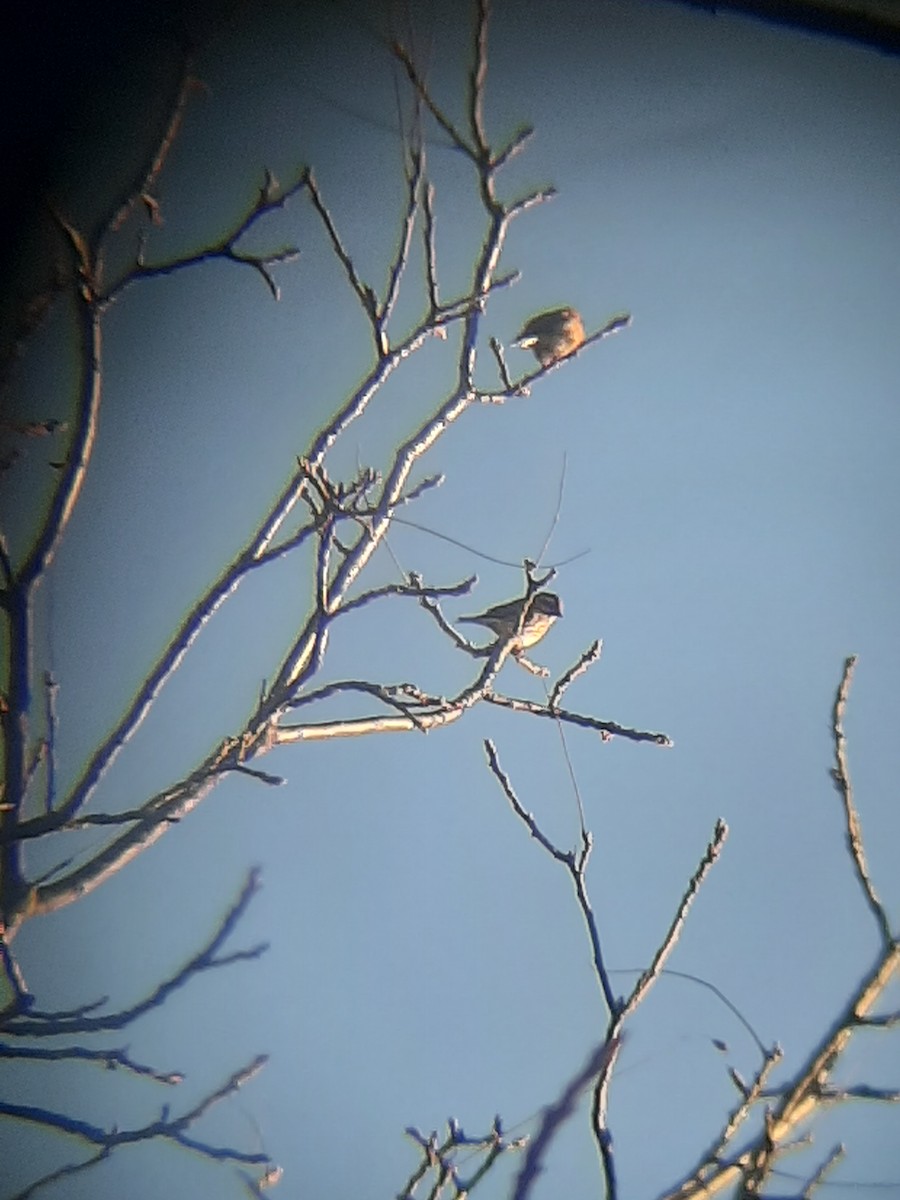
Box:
[585,821,726,1197]
[108,61,199,235]
[485,688,715,1200]
[797,1143,846,1198]
[10,459,319,846]
[659,662,899,1200]
[713,1049,785,1158]
[10,0,640,964]
[384,471,445,510]
[276,706,466,742]
[401,1116,527,1200]
[491,125,534,171]
[287,679,437,730]
[485,693,672,746]
[423,180,440,312]
[621,820,728,1021]
[488,333,516,392]
[381,145,426,337]
[1,220,104,924]
[829,655,891,944]
[9,555,266,846]
[0,934,33,1023]
[549,641,603,708]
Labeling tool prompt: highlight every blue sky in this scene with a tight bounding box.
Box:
[4,1,900,1198]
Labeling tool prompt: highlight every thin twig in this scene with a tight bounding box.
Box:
[549,641,603,709]
[392,41,474,157]
[103,168,309,307]
[108,64,200,235]
[468,0,491,161]
[381,145,425,342]
[423,180,440,312]
[621,820,729,1021]
[8,871,264,1035]
[0,1041,183,1084]
[801,1143,846,1199]
[829,655,891,944]
[306,170,385,347]
[0,1055,271,1164]
[485,739,618,1016]
[41,672,59,814]
[485,693,672,746]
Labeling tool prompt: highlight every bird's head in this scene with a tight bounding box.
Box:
[530,591,562,618]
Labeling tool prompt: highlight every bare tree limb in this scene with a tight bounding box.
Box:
[511,1039,622,1200]
[829,655,891,944]
[9,870,264,1034]
[0,1054,271,1169]
[103,168,308,307]
[658,659,899,1200]
[0,1041,183,1084]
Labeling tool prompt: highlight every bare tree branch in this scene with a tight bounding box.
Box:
[400,1116,527,1200]
[8,870,264,1034]
[658,659,899,1200]
[829,654,891,943]
[620,820,729,1022]
[103,168,307,307]
[485,693,672,746]
[108,61,201,235]
[0,1054,271,1171]
[511,1039,622,1200]
[484,737,618,1015]
[0,1041,183,1085]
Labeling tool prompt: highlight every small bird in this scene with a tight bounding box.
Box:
[457,591,562,655]
[513,307,585,366]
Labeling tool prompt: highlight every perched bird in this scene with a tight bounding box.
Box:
[457,591,562,655]
[513,307,585,366]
